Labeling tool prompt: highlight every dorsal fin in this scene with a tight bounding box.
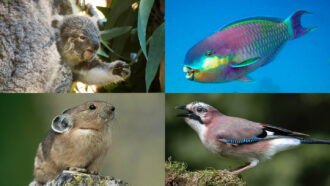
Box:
[220,17,283,31]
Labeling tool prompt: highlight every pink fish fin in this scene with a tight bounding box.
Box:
[237,76,254,82]
[231,57,260,68]
[284,10,317,40]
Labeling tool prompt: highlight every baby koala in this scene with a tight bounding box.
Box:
[32,101,114,185]
[54,15,130,86]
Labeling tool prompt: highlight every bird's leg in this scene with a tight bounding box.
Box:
[228,160,259,174]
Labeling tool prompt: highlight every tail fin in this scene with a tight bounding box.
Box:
[284,10,317,40]
[300,139,330,144]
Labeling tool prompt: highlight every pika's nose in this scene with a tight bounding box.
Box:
[105,105,115,115]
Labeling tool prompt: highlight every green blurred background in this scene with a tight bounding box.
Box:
[166,94,330,186]
[0,93,164,186]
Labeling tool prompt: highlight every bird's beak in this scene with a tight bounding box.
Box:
[175,105,204,124]
[175,105,191,117]
[175,105,186,110]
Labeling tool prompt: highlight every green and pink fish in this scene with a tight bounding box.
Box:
[184,10,315,83]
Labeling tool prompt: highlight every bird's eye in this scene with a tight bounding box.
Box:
[196,107,204,113]
[79,35,87,40]
[89,104,96,110]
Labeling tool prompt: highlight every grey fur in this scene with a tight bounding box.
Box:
[55,15,131,86]
[0,0,73,92]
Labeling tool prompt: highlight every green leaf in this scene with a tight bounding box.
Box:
[137,0,154,59]
[97,48,110,58]
[96,6,110,20]
[100,39,131,61]
[145,23,165,92]
[100,26,132,40]
[106,0,137,29]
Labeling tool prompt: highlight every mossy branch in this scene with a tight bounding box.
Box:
[166,159,245,186]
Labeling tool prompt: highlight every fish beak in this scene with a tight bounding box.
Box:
[183,66,200,80]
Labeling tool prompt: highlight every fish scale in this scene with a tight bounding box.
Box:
[183,10,314,82]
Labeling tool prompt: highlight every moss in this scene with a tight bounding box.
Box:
[44,171,129,186]
[166,159,245,186]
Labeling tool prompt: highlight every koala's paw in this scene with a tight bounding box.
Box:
[111,60,131,79]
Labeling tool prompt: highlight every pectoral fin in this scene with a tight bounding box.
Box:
[231,57,261,68]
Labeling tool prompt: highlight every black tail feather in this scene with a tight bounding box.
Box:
[300,139,330,144]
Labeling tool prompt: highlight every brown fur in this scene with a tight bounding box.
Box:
[33,101,114,184]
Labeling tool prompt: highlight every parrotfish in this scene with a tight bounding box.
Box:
[184,10,315,83]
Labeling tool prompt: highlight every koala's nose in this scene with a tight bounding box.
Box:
[90,39,99,50]
[111,106,115,112]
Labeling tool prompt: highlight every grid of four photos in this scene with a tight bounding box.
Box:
[0,0,329,186]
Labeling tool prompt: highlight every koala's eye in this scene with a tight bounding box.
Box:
[79,35,87,40]
[196,106,204,113]
[89,104,96,110]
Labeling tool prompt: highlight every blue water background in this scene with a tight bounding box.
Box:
[165,0,330,93]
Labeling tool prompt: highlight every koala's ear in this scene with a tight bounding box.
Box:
[51,115,72,133]
[51,15,63,29]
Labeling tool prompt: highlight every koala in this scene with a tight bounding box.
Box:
[31,101,115,185]
[53,15,130,86]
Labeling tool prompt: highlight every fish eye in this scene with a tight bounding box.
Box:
[89,104,96,110]
[205,49,214,56]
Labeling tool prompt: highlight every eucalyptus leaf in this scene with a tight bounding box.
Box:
[101,26,132,40]
[97,48,110,58]
[96,6,110,20]
[106,0,136,29]
[100,39,131,61]
[137,0,154,59]
[145,23,165,92]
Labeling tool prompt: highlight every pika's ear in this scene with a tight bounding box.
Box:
[51,115,72,133]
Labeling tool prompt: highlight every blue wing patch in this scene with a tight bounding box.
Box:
[222,137,260,144]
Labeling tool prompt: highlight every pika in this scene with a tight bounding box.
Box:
[53,15,131,86]
[31,101,114,185]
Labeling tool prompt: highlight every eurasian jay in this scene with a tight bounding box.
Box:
[176,101,330,174]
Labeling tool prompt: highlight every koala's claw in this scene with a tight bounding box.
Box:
[112,61,131,78]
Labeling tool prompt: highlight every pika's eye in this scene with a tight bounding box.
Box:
[196,106,204,113]
[79,35,87,40]
[89,104,96,110]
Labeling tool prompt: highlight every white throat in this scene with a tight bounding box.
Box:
[185,118,207,141]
